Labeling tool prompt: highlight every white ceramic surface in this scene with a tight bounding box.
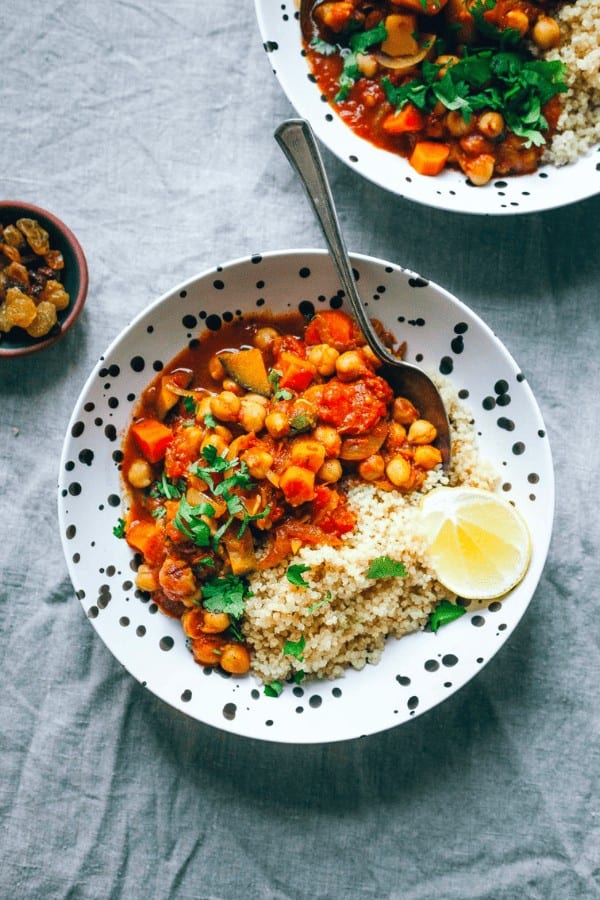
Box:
[58,249,554,743]
[254,1,600,215]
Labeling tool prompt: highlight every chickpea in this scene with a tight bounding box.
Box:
[460,153,495,186]
[460,134,494,157]
[532,15,560,49]
[386,422,407,451]
[385,455,413,488]
[135,564,158,593]
[200,610,231,634]
[159,557,201,605]
[504,8,529,35]
[253,326,279,352]
[208,354,225,382]
[358,453,385,482]
[242,447,274,479]
[239,397,267,433]
[407,419,438,445]
[317,458,343,483]
[434,54,459,78]
[210,390,241,422]
[478,111,504,139]
[265,409,290,439]
[413,444,443,470]
[244,393,269,407]
[336,350,366,382]
[214,424,233,443]
[356,51,378,78]
[446,109,472,137]
[312,424,342,458]
[220,643,251,675]
[290,438,327,473]
[360,345,381,369]
[195,395,213,421]
[200,432,229,456]
[191,634,226,666]
[307,343,339,377]
[392,397,419,425]
[221,378,244,396]
[127,458,153,489]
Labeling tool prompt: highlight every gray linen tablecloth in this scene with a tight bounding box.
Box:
[1,2,599,898]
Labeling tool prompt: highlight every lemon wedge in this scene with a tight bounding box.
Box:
[419,487,532,600]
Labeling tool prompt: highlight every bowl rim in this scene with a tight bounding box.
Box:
[0,200,89,358]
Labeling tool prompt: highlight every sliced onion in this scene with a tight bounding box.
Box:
[374,36,435,74]
[339,420,388,461]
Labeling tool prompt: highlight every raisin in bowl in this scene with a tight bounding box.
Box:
[0,201,88,358]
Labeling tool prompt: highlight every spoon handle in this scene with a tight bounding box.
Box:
[274,119,397,367]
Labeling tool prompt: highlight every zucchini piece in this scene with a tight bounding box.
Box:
[218,348,272,397]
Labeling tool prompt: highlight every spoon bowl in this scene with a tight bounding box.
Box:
[274,118,451,468]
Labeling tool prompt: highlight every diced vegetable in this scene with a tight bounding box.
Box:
[381,14,419,57]
[222,529,257,576]
[278,351,317,392]
[131,418,173,463]
[339,420,388,460]
[218,348,272,397]
[409,142,451,176]
[304,310,360,351]
[382,103,425,134]
[155,369,193,419]
[279,466,316,507]
[126,520,161,559]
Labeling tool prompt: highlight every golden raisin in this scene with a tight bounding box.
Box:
[25,300,57,337]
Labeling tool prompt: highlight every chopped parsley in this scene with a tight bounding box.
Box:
[149,471,186,501]
[268,369,293,401]
[202,574,251,619]
[429,599,466,633]
[286,563,312,588]
[182,395,197,416]
[383,49,567,147]
[113,518,126,539]
[264,681,283,698]
[173,496,215,547]
[307,591,331,614]
[283,636,306,661]
[366,556,408,579]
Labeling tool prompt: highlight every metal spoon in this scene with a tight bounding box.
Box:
[274,118,451,469]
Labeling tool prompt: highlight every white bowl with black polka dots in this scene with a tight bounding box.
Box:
[58,249,554,743]
[254,2,599,215]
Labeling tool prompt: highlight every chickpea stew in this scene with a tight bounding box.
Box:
[121,309,445,678]
[302,0,569,184]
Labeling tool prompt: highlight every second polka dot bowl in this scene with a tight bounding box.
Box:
[58,249,554,743]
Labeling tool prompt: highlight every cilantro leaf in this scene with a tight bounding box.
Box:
[150,471,186,501]
[202,574,249,619]
[310,37,338,56]
[113,518,126,539]
[307,591,331,614]
[283,635,306,661]
[366,556,407,579]
[182,395,197,416]
[264,681,283,697]
[349,21,387,55]
[203,412,217,428]
[173,496,215,547]
[429,599,466,633]
[286,563,312,588]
